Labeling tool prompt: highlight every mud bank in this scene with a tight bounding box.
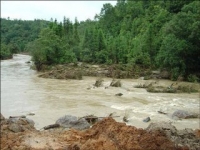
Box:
[1,114,199,150]
[37,63,151,79]
[37,63,199,93]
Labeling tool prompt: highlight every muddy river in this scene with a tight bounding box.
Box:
[1,54,199,130]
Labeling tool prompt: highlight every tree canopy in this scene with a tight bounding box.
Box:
[1,0,199,81]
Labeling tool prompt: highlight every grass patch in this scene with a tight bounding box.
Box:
[176,85,198,93]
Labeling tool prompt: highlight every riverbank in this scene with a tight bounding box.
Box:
[36,62,174,80]
[1,114,200,150]
[36,63,152,79]
[36,63,199,94]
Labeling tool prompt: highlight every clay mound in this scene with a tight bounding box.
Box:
[67,117,184,150]
[1,117,190,150]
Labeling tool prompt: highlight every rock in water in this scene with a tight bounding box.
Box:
[172,110,198,119]
[123,116,129,122]
[56,115,90,130]
[143,117,151,122]
[115,93,123,96]
[110,79,121,87]
[94,78,104,87]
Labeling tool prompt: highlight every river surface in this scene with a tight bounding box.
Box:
[1,54,200,130]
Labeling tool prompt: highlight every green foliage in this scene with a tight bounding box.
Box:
[156,1,200,79]
[131,52,151,68]
[29,28,76,70]
[81,48,93,63]
[2,1,199,81]
[156,34,187,79]
[170,67,181,81]
[95,50,108,63]
[187,74,199,83]
[0,43,12,60]
[164,0,194,13]
[1,18,49,55]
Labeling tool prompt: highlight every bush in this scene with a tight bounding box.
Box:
[187,74,199,83]
[177,85,198,93]
[131,52,151,68]
[170,67,181,81]
[0,43,12,60]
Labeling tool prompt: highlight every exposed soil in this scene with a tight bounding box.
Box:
[1,114,200,150]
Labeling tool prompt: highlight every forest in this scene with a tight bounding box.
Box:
[1,0,200,82]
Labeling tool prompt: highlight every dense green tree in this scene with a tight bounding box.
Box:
[29,28,76,70]
[73,17,80,43]
[0,43,12,60]
[97,29,106,51]
[1,18,49,54]
[156,1,200,79]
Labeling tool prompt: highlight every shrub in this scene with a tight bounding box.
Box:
[187,74,199,83]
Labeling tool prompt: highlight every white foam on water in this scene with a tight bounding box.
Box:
[111,105,132,110]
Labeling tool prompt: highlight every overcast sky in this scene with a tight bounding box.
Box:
[1,1,117,22]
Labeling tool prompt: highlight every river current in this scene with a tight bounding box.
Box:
[1,54,199,130]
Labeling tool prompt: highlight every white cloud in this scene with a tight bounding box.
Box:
[1,1,117,22]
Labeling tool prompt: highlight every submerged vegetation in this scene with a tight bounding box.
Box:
[1,0,200,82]
[134,81,199,93]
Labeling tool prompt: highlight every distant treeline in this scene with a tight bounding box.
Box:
[1,0,200,81]
[1,18,49,59]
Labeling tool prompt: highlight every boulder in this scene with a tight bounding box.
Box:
[110,79,121,87]
[94,78,104,87]
[143,117,151,122]
[146,121,177,136]
[56,115,90,130]
[115,93,123,96]
[8,123,24,133]
[172,110,199,119]
[146,122,200,150]
[2,117,36,133]
[8,117,35,126]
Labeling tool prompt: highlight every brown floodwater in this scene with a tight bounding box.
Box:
[1,54,200,130]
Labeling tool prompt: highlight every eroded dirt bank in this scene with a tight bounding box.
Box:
[1,114,200,150]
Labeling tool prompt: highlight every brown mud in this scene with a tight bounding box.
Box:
[1,114,200,150]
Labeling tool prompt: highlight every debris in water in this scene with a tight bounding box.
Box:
[123,116,129,122]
